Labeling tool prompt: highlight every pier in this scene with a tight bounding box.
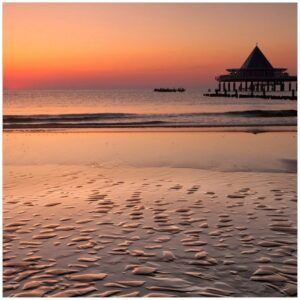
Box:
[204,45,297,100]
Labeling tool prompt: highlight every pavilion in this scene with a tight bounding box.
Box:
[204,45,297,100]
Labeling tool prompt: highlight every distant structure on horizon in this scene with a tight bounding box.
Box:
[204,45,297,100]
[154,87,185,92]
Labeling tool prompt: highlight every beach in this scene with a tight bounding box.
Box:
[3,2,298,297]
[3,130,297,297]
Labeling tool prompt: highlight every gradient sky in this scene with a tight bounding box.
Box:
[3,3,297,89]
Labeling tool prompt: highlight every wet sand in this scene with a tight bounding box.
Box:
[3,131,297,297]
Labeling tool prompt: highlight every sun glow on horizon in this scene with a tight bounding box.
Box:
[4,3,297,90]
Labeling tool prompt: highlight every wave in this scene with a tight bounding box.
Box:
[4,109,297,123]
[3,123,298,130]
[3,109,297,129]
[217,110,297,118]
[3,113,136,123]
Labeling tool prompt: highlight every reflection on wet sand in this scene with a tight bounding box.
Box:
[4,131,297,173]
[3,169,297,296]
[3,131,297,297]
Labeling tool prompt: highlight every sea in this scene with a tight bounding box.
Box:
[3,89,297,130]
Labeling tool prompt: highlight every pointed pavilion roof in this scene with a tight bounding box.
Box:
[240,46,273,70]
[216,45,296,82]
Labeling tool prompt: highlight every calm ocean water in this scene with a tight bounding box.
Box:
[3,89,297,130]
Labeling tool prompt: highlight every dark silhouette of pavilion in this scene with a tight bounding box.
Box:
[204,45,297,100]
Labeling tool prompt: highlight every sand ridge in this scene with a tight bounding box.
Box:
[3,165,297,297]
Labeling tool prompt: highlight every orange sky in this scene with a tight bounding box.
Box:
[3,3,297,89]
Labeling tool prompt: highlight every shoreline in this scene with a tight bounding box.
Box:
[4,131,297,174]
[3,125,297,133]
[3,129,297,297]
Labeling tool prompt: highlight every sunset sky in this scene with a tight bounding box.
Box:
[3,3,297,90]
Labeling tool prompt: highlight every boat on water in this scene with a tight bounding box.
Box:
[154,88,186,92]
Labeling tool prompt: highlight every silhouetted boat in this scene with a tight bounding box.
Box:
[154,88,186,92]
